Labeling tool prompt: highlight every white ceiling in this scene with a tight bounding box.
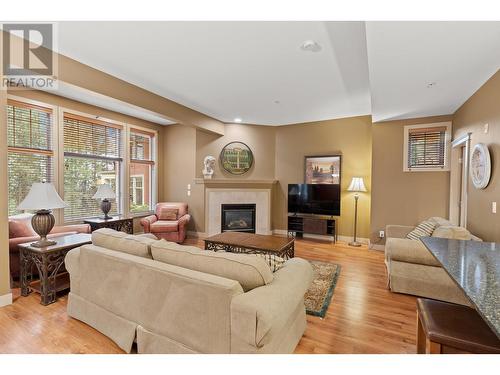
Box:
[55,21,500,126]
[366,21,500,122]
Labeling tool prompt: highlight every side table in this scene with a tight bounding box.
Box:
[19,233,92,306]
[84,215,134,234]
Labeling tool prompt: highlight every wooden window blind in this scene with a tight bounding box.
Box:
[129,130,154,213]
[407,126,447,170]
[63,113,123,222]
[7,100,54,216]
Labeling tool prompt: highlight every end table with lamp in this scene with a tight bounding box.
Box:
[347,177,367,247]
[16,182,92,305]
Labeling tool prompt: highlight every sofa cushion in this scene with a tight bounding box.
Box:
[151,240,273,291]
[386,238,441,267]
[158,207,179,221]
[91,228,156,258]
[432,225,474,241]
[406,220,436,240]
[9,213,37,238]
[151,220,179,233]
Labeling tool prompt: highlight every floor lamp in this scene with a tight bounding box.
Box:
[347,177,367,247]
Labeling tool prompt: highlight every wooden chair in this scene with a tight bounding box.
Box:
[416,298,500,354]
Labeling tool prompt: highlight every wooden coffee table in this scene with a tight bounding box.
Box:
[19,233,92,305]
[204,232,295,259]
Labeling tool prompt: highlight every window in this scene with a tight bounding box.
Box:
[403,122,451,172]
[63,113,122,222]
[7,100,54,216]
[129,130,155,213]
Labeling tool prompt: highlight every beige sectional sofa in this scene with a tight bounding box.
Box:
[65,229,313,354]
[385,217,480,305]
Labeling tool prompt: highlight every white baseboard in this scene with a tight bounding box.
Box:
[187,231,207,239]
[0,293,12,307]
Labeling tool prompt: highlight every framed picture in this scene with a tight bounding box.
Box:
[220,141,254,175]
[304,155,341,184]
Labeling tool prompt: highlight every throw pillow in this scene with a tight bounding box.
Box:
[254,253,286,272]
[158,207,179,221]
[406,220,436,241]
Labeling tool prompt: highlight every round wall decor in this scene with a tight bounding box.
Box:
[470,143,491,189]
[220,141,254,175]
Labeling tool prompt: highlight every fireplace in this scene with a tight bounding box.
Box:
[221,203,256,233]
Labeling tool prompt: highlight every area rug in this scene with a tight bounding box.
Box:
[304,260,341,318]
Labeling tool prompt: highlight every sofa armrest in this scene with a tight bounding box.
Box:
[140,215,158,233]
[385,237,441,267]
[51,224,91,234]
[178,214,191,228]
[9,236,39,252]
[230,257,313,350]
[386,225,415,239]
[65,248,81,294]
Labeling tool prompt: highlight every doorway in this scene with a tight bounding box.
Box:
[449,133,471,227]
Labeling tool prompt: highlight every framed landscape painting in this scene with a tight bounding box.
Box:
[305,155,341,184]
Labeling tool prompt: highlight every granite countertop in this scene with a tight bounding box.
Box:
[421,237,500,339]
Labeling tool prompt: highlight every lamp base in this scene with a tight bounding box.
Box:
[100,199,112,220]
[31,238,57,248]
[348,241,362,247]
[31,209,56,248]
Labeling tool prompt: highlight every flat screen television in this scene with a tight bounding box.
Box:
[288,184,340,216]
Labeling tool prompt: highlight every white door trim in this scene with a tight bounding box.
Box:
[450,132,471,227]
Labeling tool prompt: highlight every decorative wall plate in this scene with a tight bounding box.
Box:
[470,143,491,189]
[220,141,254,175]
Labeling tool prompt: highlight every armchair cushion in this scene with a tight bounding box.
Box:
[155,202,188,218]
[158,207,178,221]
[432,226,474,241]
[151,220,179,233]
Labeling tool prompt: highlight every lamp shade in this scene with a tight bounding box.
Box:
[347,177,367,192]
[17,182,68,210]
[92,184,116,200]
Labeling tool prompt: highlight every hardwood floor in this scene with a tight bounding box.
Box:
[0,238,417,354]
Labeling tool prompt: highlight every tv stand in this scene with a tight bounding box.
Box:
[287,214,337,242]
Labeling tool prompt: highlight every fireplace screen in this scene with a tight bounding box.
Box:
[221,204,256,233]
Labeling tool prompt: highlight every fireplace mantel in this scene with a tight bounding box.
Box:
[194,178,277,186]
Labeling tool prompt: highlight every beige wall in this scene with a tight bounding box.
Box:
[0,61,11,299]
[160,125,200,231]
[162,118,373,239]
[452,70,500,242]
[196,124,276,180]
[274,116,372,238]
[370,115,453,244]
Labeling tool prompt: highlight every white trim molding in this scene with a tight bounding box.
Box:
[0,293,13,308]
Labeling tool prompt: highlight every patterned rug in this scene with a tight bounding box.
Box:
[304,260,341,318]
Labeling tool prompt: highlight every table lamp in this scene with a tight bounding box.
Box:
[347,177,367,247]
[92,183,116,219]
[17,182,68,247]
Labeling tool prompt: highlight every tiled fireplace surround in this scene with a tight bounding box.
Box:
[205,188,272,236]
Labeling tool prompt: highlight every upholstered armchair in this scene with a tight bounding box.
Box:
[140,202,191,243]
[9,213,91,279]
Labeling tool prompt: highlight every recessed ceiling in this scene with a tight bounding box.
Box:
[54,21,500,126]
[57,21,371,126]
[366,21,500,122]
